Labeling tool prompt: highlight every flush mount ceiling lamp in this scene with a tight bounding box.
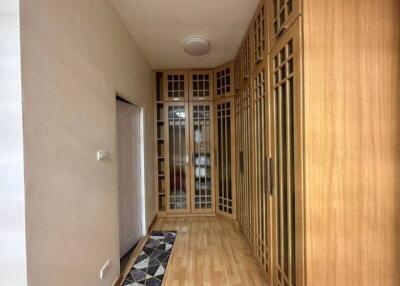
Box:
[183,36,211,56]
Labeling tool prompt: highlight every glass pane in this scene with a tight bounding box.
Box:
[168,105,187,210]
[192,105,212,209]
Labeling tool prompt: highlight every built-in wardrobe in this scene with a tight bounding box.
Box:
[154,0,400,284]
[233,0,400,285]
[154,65,236,220]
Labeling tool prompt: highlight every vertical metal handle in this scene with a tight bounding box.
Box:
[269,157,274,195]
[240,151,244,174]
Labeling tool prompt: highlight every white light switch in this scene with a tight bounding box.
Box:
[97,150,107,161]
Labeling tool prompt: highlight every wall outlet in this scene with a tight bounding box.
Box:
[99,260,110,280]
[97,150,107,161]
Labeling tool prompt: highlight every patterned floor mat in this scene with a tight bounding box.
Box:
[122,231,177,286]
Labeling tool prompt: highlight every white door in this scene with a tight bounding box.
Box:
[117,99,142,257]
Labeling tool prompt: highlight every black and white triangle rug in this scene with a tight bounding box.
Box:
[122,231,177,286]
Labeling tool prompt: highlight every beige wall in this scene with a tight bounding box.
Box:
[0,1,27,285]
[20,0,156,285]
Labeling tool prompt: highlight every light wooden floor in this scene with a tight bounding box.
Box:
[151,216,267,286]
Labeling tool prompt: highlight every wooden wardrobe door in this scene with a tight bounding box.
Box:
[253,62,272,282]
[214,62,235,98]
[241,84,253,243]
[268,0,301,52]
[189,70,214,101]
[235,92,243,225]
[163,70,188,102]
[189,102,215,214]
[270,18,304,286]
[165,102,191,214]
[214,98,236,220]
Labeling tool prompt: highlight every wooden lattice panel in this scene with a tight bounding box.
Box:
[163,71,188,101]
[241,35,251,80]
[189,70,213,101]
[241,84,253,243]
[215,98,236,219]
[190,103,214,213]
[270,20,303,286]
[254,3,266,63]
[165,103,190,214]
[268,0,300,51]
[214,62,234,98]
[253,64,271,277]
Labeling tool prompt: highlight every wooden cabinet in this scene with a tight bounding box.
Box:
[164,101,216,215]
[189,102,215,213]
[236,82,253,243]
[267,0,301,52]
[252,1,267,65]
[270,18,303,286]
[189,70,214,101]
[214,62,235,98]
[214,98,236,220]
[252,62,272,281]
[163,70,188,101]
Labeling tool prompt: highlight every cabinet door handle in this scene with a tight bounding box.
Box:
[240,151,244,174]
[269,157,274,195]
[277,25,289,37]
[264,157,269,194]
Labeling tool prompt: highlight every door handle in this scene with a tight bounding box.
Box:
[269,157,274,195]
[266,157,273,195]
[277,25,288,37]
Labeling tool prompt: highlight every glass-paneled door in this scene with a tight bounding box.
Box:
[214,98,236,220]
[165,102,190,214]
[189,103,214,213]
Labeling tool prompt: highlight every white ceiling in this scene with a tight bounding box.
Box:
[110,0,260,69]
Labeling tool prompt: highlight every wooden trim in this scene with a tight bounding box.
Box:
[117,236,149,286]
[147,214,158,234]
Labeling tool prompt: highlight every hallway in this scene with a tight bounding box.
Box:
[122,217,267,286]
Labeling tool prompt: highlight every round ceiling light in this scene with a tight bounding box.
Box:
[183,36,211,56]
